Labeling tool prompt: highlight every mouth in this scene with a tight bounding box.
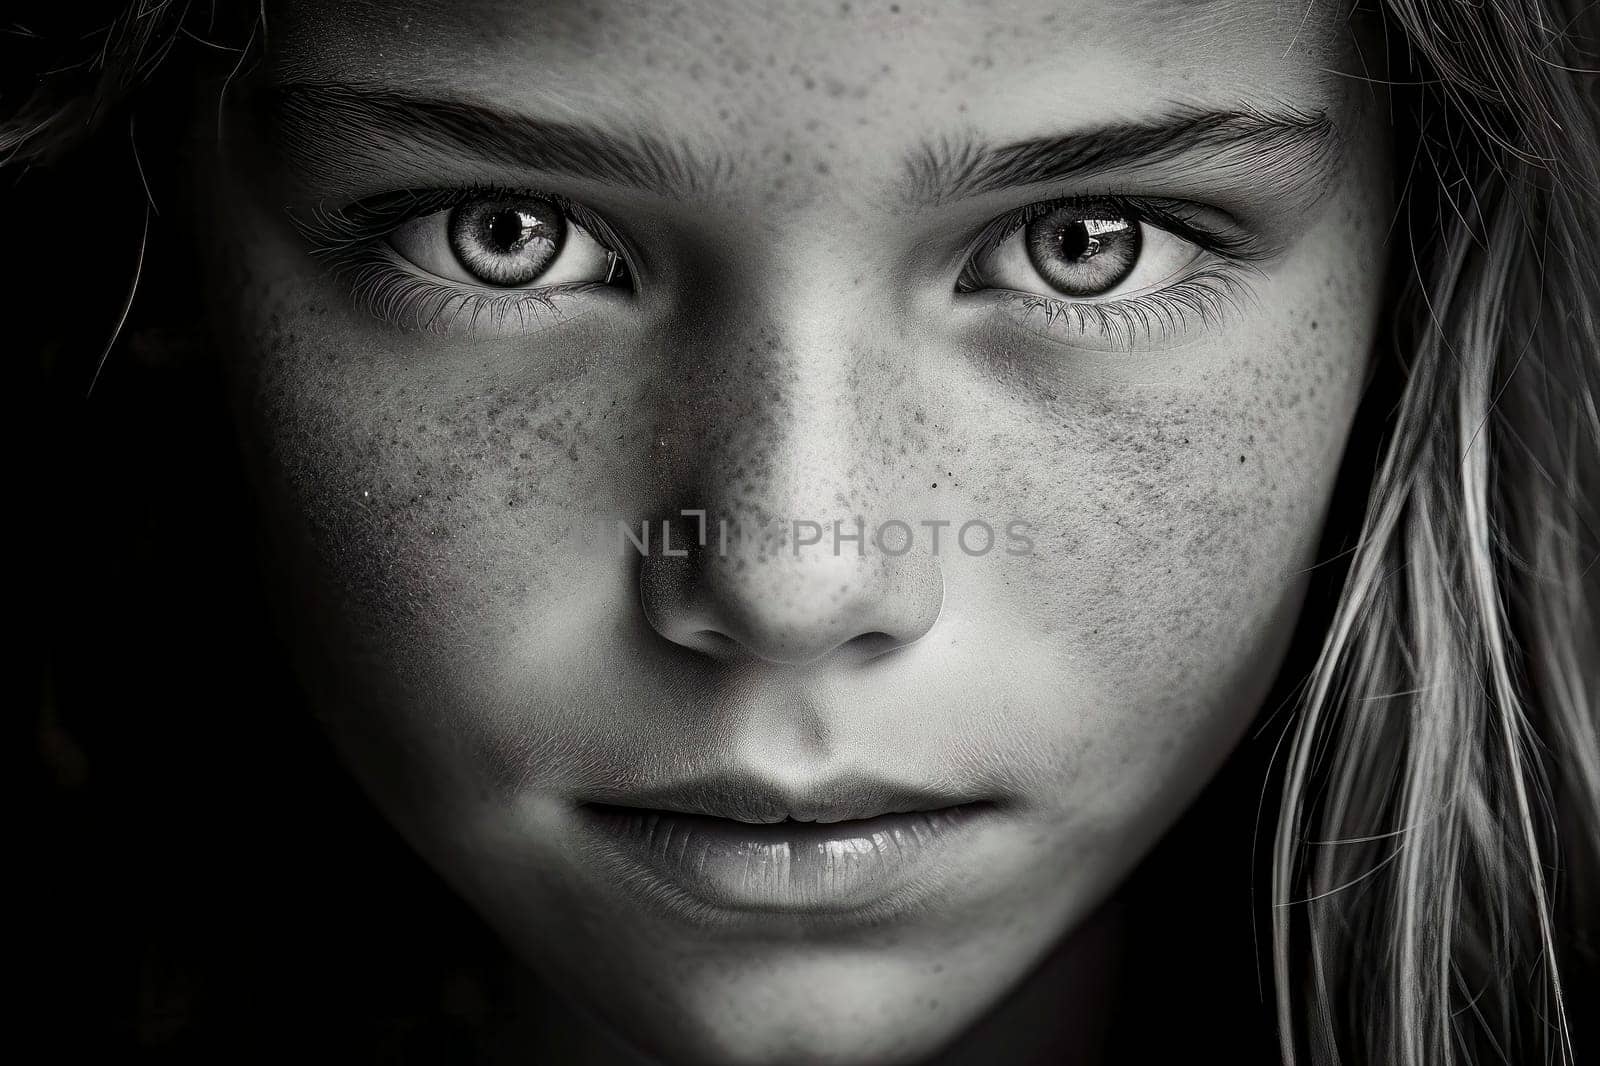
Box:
[574,774,999,917]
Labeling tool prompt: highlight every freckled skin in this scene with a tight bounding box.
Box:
[203,1,1391,1063]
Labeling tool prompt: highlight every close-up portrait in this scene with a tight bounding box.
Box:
[14,0,1599,1062]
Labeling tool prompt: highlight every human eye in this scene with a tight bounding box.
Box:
[955,195,1267,351]
[294,187,633,336]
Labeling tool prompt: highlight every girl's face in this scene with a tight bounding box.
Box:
[202,0,1389,1060]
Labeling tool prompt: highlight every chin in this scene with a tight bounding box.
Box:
[592,957,988,1066]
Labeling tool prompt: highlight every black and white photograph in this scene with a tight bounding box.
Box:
[14,0,1599,1062]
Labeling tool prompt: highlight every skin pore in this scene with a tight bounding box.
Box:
[197,0,1391,1062]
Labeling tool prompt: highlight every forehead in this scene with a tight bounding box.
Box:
[268,0,1362,154]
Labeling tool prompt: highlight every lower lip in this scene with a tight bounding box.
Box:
[578,803,995,916]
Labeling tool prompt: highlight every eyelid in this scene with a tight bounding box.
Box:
[982,266,1261,353]
[958,193,1266,292]
[292,184,640,283]
[955,193,1269,352]
[289,185,635,336]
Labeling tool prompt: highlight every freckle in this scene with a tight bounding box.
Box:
[1240,455,1246,463]
[932,482,937,488]
[1310,320,1318,330]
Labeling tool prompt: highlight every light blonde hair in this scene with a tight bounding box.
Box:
[1274,1,1599,1062]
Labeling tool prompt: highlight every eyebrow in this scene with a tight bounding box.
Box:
[264,82,1338,206]
[905,106,1341,205]
[264,82,729,198]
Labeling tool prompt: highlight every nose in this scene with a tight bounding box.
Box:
[636,308,944,668]
[640,530,945,666]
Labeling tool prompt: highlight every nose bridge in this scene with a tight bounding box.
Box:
[638,287,943,667]
[715,300,863,523]
[655,250,892,515]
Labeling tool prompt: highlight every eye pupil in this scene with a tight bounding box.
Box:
[1025,211,1140,297]
[486,208,537,253]
[448,197,565,286]
[1057,223,1096,261]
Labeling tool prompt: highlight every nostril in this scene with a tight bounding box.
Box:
[639,542,945,667]
[846,631,916,662]
[676,629,744,660]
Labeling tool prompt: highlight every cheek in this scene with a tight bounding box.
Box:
[214,246,631,637]
[1015,302,1360,664]
[936,200,1381,829]
[203,216,676,814]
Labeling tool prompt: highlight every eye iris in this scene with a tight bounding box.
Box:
[1024,210,1141,297]
[448,197,565,286]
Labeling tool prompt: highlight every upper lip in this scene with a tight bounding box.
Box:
[581,772,987,825]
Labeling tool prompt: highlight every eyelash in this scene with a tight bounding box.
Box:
[297,187,1265,344]
[983,269,1255,350]
[955,194,1268,348]
[294,185,633,334]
